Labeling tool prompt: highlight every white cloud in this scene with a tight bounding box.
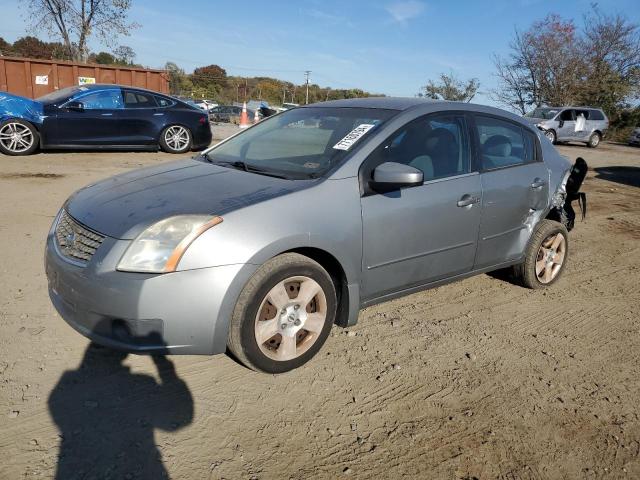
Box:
[385,1,426,23]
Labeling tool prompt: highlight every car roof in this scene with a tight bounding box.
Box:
[77,83,171,97]
[303,97,532,124]
[542,105,604,111]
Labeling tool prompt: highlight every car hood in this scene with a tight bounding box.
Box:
[0,92,44,124]
[524,117,545,125]
[66,158,310,239]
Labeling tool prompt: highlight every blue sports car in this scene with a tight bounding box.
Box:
[0,84,212,156]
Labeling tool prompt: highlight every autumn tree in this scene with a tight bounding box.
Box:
[24,0,138,61]
[492,9,640,115]
[419,72,480,102]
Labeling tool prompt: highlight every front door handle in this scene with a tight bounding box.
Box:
[531,179,547,189]
[457,194,480,207]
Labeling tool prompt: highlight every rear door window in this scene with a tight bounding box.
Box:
[123,90,157,109]
[475,116,530,170]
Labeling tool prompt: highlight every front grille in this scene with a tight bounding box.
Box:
[55,210,104,264]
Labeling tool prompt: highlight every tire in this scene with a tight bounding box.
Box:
[228,253,337,373]
[544,129,557,144]
[159,125,192,154]
[0,119,39,156]
[513,219,569,289]
[587,132,601,148]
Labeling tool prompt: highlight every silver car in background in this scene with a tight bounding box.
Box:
[628,127,640,147]
[526,106,608,148]
[45,98,587,373]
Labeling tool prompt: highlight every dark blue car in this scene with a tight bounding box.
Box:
[0,84,212,156]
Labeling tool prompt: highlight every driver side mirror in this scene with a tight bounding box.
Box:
[370,162,423,191]
[64,101,84,112]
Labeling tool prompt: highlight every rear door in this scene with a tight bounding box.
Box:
[51,89,122,146]
[473,115,549,269]
[118,89,161,146]
[360,113,482,300]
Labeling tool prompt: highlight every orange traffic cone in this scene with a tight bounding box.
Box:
[254,108,260,124]
[239,102,249,128]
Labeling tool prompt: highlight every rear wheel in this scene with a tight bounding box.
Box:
[587,132,601,148]
[159,125,192,154]
[228,253,337,373]
[0,120,39,156]
[513,220,569,289]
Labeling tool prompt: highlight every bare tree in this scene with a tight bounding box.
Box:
[419,72,480,102]
[579,8,640,113]
[25,0,138,62]
[492,15,584,111]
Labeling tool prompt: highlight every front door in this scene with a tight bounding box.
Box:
[473,114,550,269]
[52,89,122,146]
[360,113,482,300]
[556,109,576,141]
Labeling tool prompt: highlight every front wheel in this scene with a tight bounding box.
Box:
[159,125,192,154]
[228,253,337,373]
[587,132,601,148]
[513,220,569,289]
[544,129,557,144]
[0,120,39,156]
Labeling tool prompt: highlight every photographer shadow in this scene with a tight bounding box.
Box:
[48,332,193,480]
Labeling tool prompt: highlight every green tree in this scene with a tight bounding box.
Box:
[419,72,480,102]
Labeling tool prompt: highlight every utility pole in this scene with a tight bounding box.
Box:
[304,70,311,105]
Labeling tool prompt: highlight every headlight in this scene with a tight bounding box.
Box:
[117,215,223,273]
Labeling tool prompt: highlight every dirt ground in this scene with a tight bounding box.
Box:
[0,140,639,480]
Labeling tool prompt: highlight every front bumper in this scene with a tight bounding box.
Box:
[45,228,254,355]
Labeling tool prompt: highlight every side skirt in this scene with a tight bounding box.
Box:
[359,257,524,309]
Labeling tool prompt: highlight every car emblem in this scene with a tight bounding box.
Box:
[65,231,76,249]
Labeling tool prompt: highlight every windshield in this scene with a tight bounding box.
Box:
[36,86,83,104]
[526,108,559,120]
[205,107,395,178]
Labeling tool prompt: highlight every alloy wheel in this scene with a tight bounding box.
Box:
[545,130,555,143]
[535,232,566,284]
[590,134,600,147]
[0,123,34,153]
[163,126,189,151]
[254,276,327,361]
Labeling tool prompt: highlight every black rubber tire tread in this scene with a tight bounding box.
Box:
[159,125,192,154]
[227,253,337,373]
[0,119,40,156]
[513,219,569,289]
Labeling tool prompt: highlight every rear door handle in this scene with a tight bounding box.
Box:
[531,179,547,189]
[457,194,480,207]
[100,113,113,116]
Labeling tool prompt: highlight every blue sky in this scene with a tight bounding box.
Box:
[1,0,639,107]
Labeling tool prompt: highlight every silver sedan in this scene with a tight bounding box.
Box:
[45,98,587,373]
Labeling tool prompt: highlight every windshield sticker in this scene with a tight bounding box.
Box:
[333,124,376,150]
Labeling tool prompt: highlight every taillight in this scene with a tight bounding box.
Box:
[199,116,208,124]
